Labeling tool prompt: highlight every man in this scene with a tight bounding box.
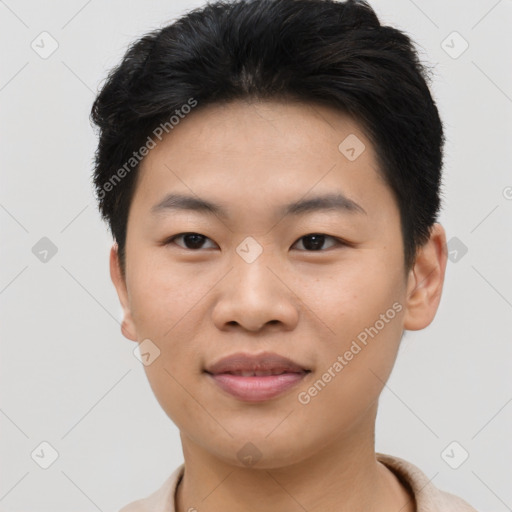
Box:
[90,0,477,510]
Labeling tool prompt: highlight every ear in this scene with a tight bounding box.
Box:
[403,223,448,331]
[109,243,138,342]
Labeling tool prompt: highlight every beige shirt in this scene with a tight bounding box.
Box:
[119,452,478,511]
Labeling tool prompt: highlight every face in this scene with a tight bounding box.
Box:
[110,98,447,468]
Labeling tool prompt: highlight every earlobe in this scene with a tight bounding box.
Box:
[402,223,448,331]
[109,243,138,342]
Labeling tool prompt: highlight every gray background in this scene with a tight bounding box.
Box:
[1,0,511,510]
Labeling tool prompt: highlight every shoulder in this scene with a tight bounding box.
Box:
[118,464,185,512]
[376,452,478,511]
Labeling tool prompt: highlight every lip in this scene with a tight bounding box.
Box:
[205,351,309,374]
[204,351,310,402]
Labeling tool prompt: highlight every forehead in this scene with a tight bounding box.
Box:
[130,98,393,223]
[147,98,373,160]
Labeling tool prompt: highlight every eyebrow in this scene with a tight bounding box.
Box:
[150,192,367,219]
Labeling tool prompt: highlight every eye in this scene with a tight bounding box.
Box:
[163,232,347,252]
[164,232,217,250]
[292,233,345,251]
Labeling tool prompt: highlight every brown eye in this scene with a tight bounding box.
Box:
[292,234,344,251]
[165,233,217,250]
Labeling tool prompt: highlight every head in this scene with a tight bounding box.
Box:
[91,0,447,468]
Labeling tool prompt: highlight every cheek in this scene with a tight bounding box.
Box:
[295,301,404,439]
[143,358,199,433]
[127,257,205,338]
[304,261,405,396]
[297,254,402,332]
[336,270,405,370]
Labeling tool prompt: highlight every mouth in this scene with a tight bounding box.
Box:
[214,369,305,376]
[204,352,311,402]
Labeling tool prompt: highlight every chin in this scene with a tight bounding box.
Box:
[203,433,316,470]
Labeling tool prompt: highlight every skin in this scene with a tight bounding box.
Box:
[110,98,448,512]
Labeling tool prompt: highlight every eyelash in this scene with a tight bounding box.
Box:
[162,232,350,252]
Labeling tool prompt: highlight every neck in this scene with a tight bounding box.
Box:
[175,406,415,512]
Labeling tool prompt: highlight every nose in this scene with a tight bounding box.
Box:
[211,251,299,333]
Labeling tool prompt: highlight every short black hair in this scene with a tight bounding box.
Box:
[90,0,445,279]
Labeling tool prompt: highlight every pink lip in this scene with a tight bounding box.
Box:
[204,351,310,402]
[205,351,308,374]
[208,372,308,402]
